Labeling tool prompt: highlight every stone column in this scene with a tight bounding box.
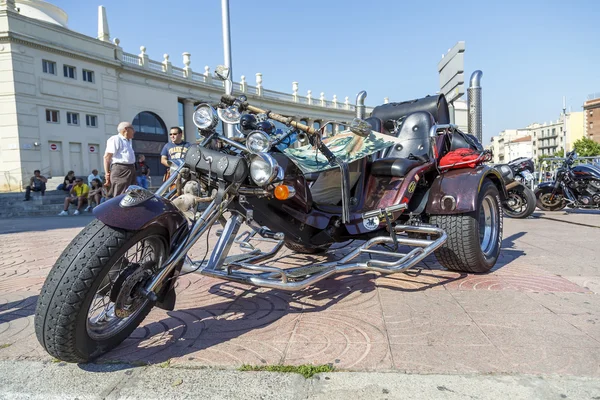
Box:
[113,38,122,61]
[183,99,196,142]
[0,0,16,11]
[256,73,263,96]
[183,52,192,79]
[292,82,299,102]
[307,90,312,105]
[240,76,246,93]
[162,54,171,74]
[204,66,212,84]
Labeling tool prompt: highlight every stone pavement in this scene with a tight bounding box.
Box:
[1,211,600,378]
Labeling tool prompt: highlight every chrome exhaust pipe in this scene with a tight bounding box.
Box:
[356,90,367,119]
[467,70,483,142]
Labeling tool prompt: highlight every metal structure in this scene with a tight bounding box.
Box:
[467,70,483,142]
[221,0,234,138]
[356,91,367,119]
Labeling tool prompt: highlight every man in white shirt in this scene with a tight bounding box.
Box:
[104,121,136,197]
[87,169,101,186]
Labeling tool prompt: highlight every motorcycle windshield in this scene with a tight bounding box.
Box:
[282,130,402,174]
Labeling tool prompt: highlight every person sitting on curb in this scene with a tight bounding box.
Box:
[85,178,103,211]
[58,170,75,191]
[58,177,89,216]
[87,169,101,186]
[23,169,47,201]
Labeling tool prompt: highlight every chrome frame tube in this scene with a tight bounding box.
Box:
[144,195,230,294]
[356,90,367,119]
[156,164,184,196]
[195,225,447,291]
[206,213,243,269]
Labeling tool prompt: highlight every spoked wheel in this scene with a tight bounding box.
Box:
[430,179,503,273]
[536,189,567,211]
[503,186,536,218]
[35,220,168,363]
[86,236,165,341]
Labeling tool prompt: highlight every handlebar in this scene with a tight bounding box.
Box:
[221,94,317,136]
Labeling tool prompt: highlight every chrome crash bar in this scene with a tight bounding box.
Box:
[192,223,447,291]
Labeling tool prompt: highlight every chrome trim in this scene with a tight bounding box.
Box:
[355,90,367,119]
[246,130,271,153]
[218,135,248,152]
[193,103,219,130]
[469,70,483,88]
[194,224,447,291]
[249,153,279,186]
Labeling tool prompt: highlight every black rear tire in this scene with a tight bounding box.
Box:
[34,220,167,363]
[503,185,536,218]
[430,180,503,273]
[284,239,331,254]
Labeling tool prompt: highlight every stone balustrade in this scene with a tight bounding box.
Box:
[114,40,389,112]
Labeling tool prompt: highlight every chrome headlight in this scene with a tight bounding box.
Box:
[193,104,218,130]
[250,153,281,186]
[246,130,271,153]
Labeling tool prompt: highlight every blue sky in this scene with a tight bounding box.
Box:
[53,0,599,144]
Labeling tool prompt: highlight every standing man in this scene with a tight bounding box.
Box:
[104,122,136,197]
[135,154,151,189]
[160,127,190,175]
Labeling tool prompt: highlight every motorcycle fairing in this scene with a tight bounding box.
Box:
[426,165,505,215]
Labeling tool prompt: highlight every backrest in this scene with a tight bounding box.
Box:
[364,116,382,133]
[371,94,449,135]
[385,112,434,159]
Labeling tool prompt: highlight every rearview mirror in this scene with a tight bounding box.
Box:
[214,65,231,81]
[349,118,372,138]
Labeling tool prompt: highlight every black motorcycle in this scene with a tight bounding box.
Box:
[535,151,600,211]
[508,157,535,187]
[494,163,536,218]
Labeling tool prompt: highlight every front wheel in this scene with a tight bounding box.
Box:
[430,179,503,273]
[34,220,168,363]
[535,187,567,211]
[503,185,536,218]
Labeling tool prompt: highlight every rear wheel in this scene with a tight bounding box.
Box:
[503,185,536,218]
[430,180,502,273]
[35,220,167,362]
[284,239,331,254]
[535,187,567,211]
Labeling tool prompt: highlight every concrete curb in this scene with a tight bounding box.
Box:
[0,360,599,400]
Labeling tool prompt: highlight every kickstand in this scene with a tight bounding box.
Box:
[383,212,399,251]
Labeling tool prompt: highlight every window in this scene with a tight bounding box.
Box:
[86,114,98,127]
[45,109,59,123]
[560,127,563,132]
[592,122,594,130]
[534,150,537,155]
[132,111,167,135]
[533,141,536,146]
[82,69,94,83]
[591,110,594,117]
[533,132,536,138]
[552,128,556,136]
[66,112,79,126]
[63,65,76,79]
[42,60,56,75]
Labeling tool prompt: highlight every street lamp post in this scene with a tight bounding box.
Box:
[221,0,234,137]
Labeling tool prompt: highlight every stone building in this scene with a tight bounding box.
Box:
[584,94,600,143]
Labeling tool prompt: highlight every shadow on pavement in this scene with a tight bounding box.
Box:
[0,295,37,325]
[0,216,95,235]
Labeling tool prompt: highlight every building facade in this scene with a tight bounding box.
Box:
[489,129,532,164]
[0,0,469,191]
[584,94,600,143]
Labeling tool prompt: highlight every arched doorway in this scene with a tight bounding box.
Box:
[131,111,168,179]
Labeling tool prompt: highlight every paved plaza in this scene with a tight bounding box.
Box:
[1,211,599,383]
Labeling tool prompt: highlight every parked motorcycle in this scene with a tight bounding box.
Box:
[535,151,600,211]
[34,70,506,363]
[508,157,535,187]
[494,162,536,219]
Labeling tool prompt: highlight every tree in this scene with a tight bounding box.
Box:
[573,138,600,157]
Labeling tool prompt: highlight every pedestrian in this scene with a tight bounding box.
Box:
[58,170,75,191]
[104,122,136,197]
[160,126,190,180]
[85,178,103,211]
[87,169,101,186]
[58,177,89,216]
[23,169,47,201]
[135,154,150,189]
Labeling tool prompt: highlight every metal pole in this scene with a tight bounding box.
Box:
[221,0,234,138]
[562,96,567,154]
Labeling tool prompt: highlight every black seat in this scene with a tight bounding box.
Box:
[371,94,449,135]
[369,111,434,177]
[370,158,424,177]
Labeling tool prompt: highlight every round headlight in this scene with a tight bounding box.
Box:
[246,130,271,153]
[193,104,218,130]
[217,106,241,125]
[250,153,280,186]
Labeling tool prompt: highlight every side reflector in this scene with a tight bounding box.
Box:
[274,185,295,200]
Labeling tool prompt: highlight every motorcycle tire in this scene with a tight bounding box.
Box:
[35,219,167,363]
[503,186,536,218]
[430,179,502,273]
[284,239,331,254]
[535,187,567,211]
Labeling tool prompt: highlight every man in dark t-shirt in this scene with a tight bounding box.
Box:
[161,126,190,170]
